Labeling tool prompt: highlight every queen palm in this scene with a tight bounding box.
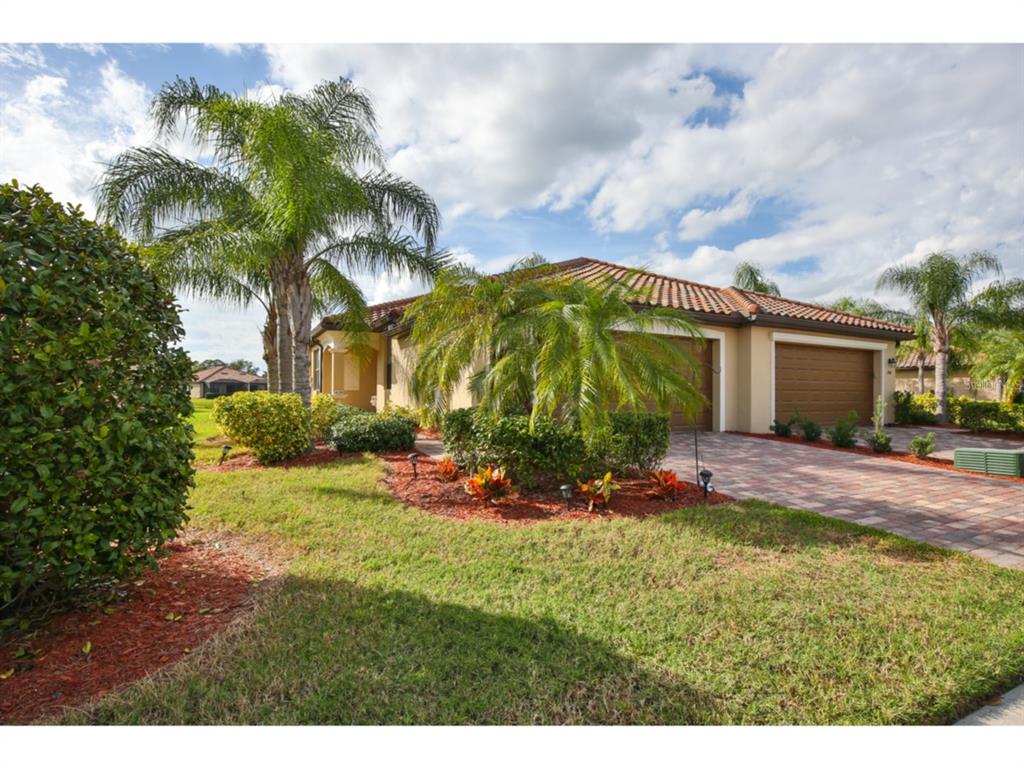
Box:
[407,257,708,441]
[877,251,1002,420]
[96,77,444,404]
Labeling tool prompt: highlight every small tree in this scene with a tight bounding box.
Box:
[1,182,194,626]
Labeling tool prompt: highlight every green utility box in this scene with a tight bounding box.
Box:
[953,447,1024,477]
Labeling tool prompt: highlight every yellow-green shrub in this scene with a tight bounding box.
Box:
[214,392,311,463]
[311,392,340,441]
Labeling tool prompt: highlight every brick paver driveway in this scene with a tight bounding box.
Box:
[665,432,1024,569]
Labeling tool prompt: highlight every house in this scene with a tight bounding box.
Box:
[894,351,1001,401]
[309,257,915,432]
[191,366,267,398]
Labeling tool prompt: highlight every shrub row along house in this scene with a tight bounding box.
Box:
[309,257,915,431]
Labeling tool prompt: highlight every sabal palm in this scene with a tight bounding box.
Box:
[407,257,708,441]
[96,77,444,404]
[877,251,1002,419]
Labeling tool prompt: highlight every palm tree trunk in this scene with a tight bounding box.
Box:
[288,255,314,408]
[917,363,925,394]
[263,300,278,393]
[271,260,293,394]
[996,375,1006,403]
[935,348,949,422]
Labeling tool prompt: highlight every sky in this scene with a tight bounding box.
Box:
[1,43,1022,370]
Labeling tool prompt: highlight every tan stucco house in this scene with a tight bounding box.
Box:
[192,365,267,399]
[309,257,914,433]
[894,352,1001,401]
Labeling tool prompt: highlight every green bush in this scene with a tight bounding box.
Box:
[948,396,1024,434]
[214,392,311,463]
[0,182,194,628]
[331,410,417,453]
[440,409,670,488]
[311,393,341,442]
[863,395,892,453]
[771,417,795,437]
[796,414,822,442]
[893,391,936,425]
[203,392,228,400]
[826,411,860,448]
[908,432,937,459]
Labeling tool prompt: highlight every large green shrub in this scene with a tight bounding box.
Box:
[311,392,341,442]
[331,410,417,453]
[948,396,1024,434]
[0,182,194,627]
[214,392,311,463]
[893,391,935,425]
[441,408,670,488]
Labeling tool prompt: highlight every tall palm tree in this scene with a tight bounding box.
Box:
[877,251,1002,420]
[406,257,708,442]
[96,77,444,405]
[895,317,933,395]
[732,261,781,296]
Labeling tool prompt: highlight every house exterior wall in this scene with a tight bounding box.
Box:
[312,322,901,431]
[894,368,1000,401]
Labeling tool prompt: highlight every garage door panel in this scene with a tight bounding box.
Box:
[668,337,713,431]
[775,343,874,426]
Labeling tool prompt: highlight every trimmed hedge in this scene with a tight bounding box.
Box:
[331,410,417,453]
[893,391,938,425]
[441,408,670,489]
[1,182,194,627]
[214,392,311,463]
[948,396,1024,434]
[311,393,341,441]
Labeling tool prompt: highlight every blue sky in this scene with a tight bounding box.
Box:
[2,43,1021,368]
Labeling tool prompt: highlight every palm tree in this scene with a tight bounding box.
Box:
[406,257,708,442]
[96,77,444,405]
[732,261,781,296]
[971,328,1024,403]
[877,251,1002,420]
[895,317,933,395]
[828,296,911,325]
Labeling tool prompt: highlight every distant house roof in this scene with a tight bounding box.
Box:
[316,257,915,340]
[193,366,266,384]
[896,352,938,370]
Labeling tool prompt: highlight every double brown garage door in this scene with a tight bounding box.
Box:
[775,343,875,426]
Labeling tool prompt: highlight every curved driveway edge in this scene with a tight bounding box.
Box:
[664,432,1024,569]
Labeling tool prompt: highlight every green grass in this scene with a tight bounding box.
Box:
[189,399,247,465]
[64,455,1024,725]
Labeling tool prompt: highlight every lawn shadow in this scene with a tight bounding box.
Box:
[656,500,954,564]
[69,576,721,725]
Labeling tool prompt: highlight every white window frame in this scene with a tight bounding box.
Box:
[769,331,887,425]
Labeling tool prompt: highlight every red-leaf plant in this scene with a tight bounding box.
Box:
[646,469,686,500]
[465,465,514,504]
[436,455,460,482]
[576,471,621,513]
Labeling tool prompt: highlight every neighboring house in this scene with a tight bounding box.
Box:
[309,257,914,432]
[191,366,267,398]
[894,351,1001,401]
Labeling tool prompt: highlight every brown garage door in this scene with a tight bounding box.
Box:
[775,343,874,426]
[669,337,713,430]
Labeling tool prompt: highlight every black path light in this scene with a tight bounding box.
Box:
[699,467,714,497]
[407,453,419,477]
[693,429,715,497]
[559,483,574,510]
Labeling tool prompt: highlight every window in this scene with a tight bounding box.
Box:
[312,347,321,392]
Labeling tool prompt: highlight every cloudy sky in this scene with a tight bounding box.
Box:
[1,43,1021,368]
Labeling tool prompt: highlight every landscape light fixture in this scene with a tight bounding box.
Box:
[218,444,231,466]
[407,453,419,477]
[559,483,574,510]
[699,468,714,498]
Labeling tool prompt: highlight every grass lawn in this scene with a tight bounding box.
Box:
[190,398,247,465]
[63,451,1024,724]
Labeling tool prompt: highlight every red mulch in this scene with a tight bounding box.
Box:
[734,432,1024,484]
[202,443,343,472]
[381,453,732,525]
[0,534,267,724]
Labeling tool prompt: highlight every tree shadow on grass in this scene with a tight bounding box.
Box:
[70,577,721,725]
[657,500,954,564]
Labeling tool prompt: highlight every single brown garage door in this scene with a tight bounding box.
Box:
[669,337,713,430]
[775,343,874,426]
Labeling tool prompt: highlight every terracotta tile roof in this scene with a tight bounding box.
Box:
[193,366,266,384]
[318,257,914,337]
[896,351,937,370]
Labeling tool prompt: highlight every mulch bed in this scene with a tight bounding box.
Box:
[735,432,1024,484]
[0,532,273,724]
[201,443,342,472]
[381,452,733,525]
